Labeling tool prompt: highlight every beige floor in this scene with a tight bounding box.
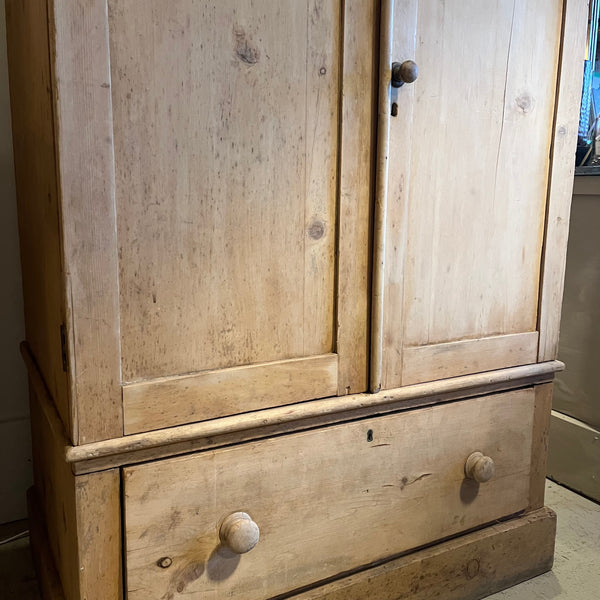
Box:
[0,480,598,599]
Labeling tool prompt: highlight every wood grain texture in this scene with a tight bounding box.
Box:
[528,383,553,511]
[378,0,418,390]
[291,508,556,600]
[29,384,122,600]
[50,0,122,444]
[108,0,339,383]
[336,0,377,395]
[123,390,534,600]
[122,354,338,434]
[402,332,539,386]
[538,0,591,361]
[67,362,562,474]
[5,0,70,436]
[27,488,66,600]
[382,0,564,389]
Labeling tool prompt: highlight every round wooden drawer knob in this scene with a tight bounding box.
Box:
[465,451,495,483]
[219,512,260,554]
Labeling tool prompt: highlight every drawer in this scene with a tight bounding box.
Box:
[123,388,535,599]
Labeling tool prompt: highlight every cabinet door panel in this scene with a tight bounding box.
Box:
[103,1,374,432]
[381,0,563,388]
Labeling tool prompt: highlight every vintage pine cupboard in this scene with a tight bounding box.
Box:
[6,1,587,599]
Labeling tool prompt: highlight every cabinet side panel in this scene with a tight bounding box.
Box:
[50,0,123,443]
[538,0,591,361]
[5,0,70,434]
[30,384,123,600]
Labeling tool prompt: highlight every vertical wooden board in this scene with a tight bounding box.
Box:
[538,0,592,361]
[30,386,81,600]
[29,383,123,600]
[382,1,564,389]
[380,0,418,389]
[529,383,553,511]
[50,0,122,443]
[5,0,70,435]
[75,470,123,600]
[108,1,340,383]
[336,0,377,395]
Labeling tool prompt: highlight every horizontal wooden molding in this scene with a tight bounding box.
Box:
[22,341,563,474]
[123,354,339,434]
[402,332,539,385]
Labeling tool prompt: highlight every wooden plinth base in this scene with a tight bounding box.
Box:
[28,492,555,600]
[291,507,556,600]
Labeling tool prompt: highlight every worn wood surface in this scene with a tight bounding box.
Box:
[528,383,553,511]
[538,0,591,361]
[402,332,539,385]
[74,364,559,474]
[109,0,338,382]
[292,508,556,600]
[68,363,560,473]
[29,384,122,600]
[50,0,122,444]
[336,0,377,396]
[123,390,534,600]
[27,488,66,600]
[123,354,338,434]
[5,0,70,436]
[382,0,564,389]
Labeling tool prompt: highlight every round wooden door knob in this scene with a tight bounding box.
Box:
[391,60,419,87]
[465,452,495,483]
[219,512,260,554]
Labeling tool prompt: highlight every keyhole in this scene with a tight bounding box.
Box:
[367,429,374,442]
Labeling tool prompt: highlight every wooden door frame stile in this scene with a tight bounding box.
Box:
[370,0,394,392]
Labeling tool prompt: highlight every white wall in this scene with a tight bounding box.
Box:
[0,3,33,524]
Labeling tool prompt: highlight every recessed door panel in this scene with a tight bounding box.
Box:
[381,0,563,388]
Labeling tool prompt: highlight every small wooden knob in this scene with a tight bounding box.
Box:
[219,512,260,554]
[465,452,495,483]
[391,60,419,87]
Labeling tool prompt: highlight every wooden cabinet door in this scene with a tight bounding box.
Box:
[52,1,375,440]
[375,0,565,390]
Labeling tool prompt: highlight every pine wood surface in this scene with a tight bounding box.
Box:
[123,390,534,600]
[50,0,123,444]
[381,0,564,389]
[122,354,338,434]
[29,387,122,600]
[291,507,556,600]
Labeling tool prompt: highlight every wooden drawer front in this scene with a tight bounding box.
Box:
[123,389,534,599]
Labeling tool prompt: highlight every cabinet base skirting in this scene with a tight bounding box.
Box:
[29,492,555,600]
[290,507,557,600]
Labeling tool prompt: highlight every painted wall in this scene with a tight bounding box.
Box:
[0,3,32,524]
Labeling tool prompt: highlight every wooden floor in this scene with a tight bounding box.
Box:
[0,481,598,600]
